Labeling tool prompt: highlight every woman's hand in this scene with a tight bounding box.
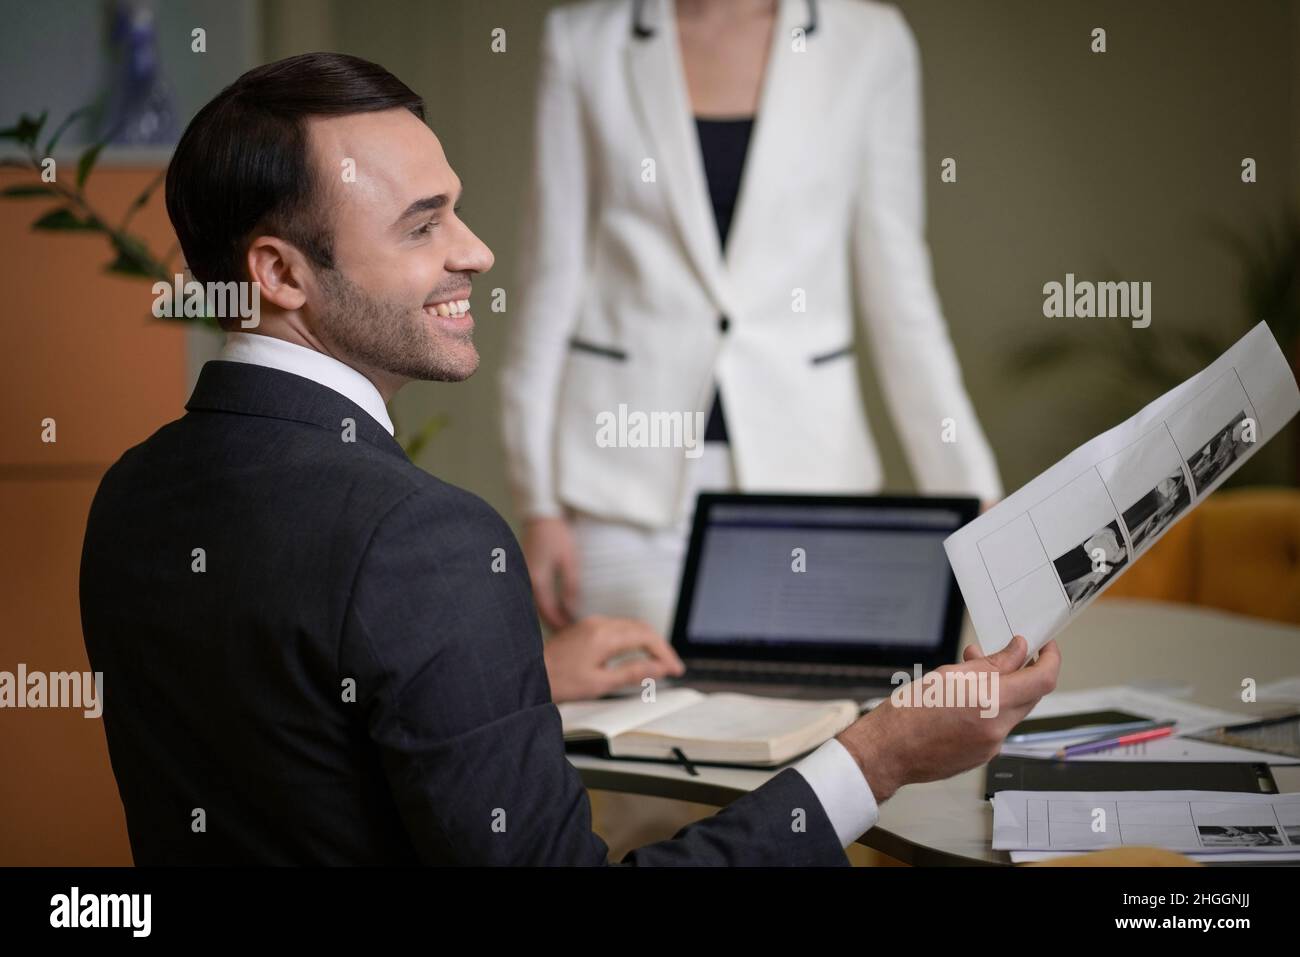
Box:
[523,515,580,629]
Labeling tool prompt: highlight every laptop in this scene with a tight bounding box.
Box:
[665,492,979,709]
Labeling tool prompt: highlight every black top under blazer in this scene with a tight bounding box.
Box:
[78,359,847,865]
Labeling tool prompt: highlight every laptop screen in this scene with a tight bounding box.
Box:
[671,494,978,669]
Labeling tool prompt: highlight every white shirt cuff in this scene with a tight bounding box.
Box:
[792,737,880,848]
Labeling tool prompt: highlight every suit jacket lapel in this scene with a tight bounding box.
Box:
[626,0,738,318]
[722,0,808,289]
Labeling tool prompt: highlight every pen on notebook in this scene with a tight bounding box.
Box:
[1055,721,1177,758]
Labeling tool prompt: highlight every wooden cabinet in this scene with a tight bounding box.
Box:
[0,165,187,864]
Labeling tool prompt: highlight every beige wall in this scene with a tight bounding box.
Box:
[262,0,1300,525]
[904,0,1298,489]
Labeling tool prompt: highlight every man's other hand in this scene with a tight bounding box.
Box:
[543,615,686,703]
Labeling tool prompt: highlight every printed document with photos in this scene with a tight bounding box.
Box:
[946,322,1300,655]
[992,790,1300,855]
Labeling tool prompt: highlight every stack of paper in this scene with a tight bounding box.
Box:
[993,790,1300,863]
[1002,686,1300,764]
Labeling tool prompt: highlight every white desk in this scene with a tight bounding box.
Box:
[567,600,1300,864]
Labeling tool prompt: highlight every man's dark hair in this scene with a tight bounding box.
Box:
[165,52,424,288]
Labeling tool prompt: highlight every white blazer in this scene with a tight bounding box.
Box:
[500,0,1003,528]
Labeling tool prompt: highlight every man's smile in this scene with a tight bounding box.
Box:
[423,293,473,331]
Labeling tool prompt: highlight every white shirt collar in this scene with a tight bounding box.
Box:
[218,332,395,436]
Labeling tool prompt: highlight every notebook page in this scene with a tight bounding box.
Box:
[557,688,704,739]
[626,693,855,744]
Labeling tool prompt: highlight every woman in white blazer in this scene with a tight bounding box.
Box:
[501,0,1002,639]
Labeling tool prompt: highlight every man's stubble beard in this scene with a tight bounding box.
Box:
[315,266,478,383]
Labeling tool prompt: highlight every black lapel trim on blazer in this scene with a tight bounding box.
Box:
[810,344,854,365]
[568,337,629,361]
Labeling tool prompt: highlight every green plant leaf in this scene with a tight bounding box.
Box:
[0,111,48,148]
[0,183,56,198]
[1008,334,1085,376]
[42,105,92,157]
[1213,213,1300,356]
[400,413,448,461]
[103,232,163,278]
[76,141,105,189]
[121,168,165,227]
[32,207,100,231]
[105,253,158,278]
[104,233,162,278]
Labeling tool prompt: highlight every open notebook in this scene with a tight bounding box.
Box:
[558,688,858,767]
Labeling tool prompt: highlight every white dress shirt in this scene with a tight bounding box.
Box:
[217,331,880,849]
[793,737,880,847]
[219,332,394,435]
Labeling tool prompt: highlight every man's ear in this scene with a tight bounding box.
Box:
[245,235,309,311]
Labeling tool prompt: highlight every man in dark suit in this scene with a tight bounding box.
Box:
[80,53,1059,865]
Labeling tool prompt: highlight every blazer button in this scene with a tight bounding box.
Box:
[718,316,730,333]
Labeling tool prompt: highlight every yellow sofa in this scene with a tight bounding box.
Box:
[1102,487,1300,624]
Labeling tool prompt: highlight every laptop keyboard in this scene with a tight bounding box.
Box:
[684,664,893,689]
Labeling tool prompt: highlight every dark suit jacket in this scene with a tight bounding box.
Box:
[79,360,848,865]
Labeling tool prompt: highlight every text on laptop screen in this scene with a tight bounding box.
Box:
[684,503,963,650]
